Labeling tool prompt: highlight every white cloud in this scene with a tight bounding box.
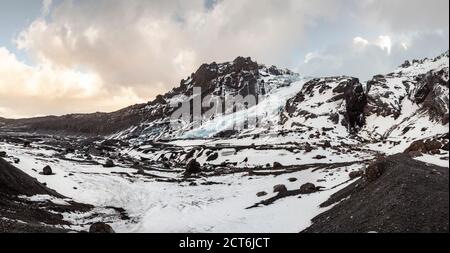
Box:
[0,0,448,118]
[353,37,369,47]
[375,35,392,55]
[0,47,144,118]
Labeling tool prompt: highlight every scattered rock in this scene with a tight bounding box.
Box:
[42,165,53,176]
[256,191,268,197]
[299,183,317,194]
[273,184,288,194]
[304,143,313,153]
[136,167,145,175]
[103,159,115,168]
[273,162,283,169]
[349,170,363,179]
[206,152,219,161]
[365,158,387,182]
[323,141,331,148]
[185,159,201,175]
[89,222,115,233]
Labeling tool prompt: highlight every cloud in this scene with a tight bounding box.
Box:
[297,31,449,80]
[0,0,448,118]
[0,47,144,118]
[358,0,449,33]
[15,0,342,91]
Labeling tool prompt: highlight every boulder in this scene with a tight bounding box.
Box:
[185,159,201,175]
[273,162,283,170]
[288,178,298,182]
[42,165,53,176]
[89,222,115,233]
[365,159,387,182]
[103,159,115,168]
[0,151,6,158]
[256,191,268,197]
[273,184,288,194]
[304,143,313,153]
[299,183,317,194]
[206,152,219,161]
[349,170,363,179]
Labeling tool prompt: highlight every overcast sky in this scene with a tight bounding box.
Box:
[0,0,448,118]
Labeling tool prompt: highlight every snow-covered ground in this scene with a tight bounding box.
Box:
[1,141,364,233]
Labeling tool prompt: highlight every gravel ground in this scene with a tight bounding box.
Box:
[302,154,449,233]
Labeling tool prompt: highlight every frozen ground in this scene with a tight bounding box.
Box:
[1,140,365,233]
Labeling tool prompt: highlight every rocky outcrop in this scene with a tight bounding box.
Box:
[283,76,367,133]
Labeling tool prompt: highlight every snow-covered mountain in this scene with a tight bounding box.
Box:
[0,51,448,233]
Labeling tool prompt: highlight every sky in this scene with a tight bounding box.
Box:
[0,0,448,118]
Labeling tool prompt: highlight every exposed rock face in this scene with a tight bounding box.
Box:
[283,76,367,133]
[341,78,367,131]
[413,69,449,123]
[404,134,448,155]
[303,154,449,233]
[365,51,449,123]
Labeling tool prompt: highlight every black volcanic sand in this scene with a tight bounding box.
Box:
[302,154,449,233]
[0,158,92,233]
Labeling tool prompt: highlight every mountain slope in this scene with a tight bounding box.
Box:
[302,154,449,233]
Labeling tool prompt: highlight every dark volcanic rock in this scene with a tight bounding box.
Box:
[273,184,288,194]
[103,159,115,168]
[349,170,363,179]
[273,162,283,170]
[185,159,201,175]
[256,191,268,197]
[206,152,219,162]
[299,183,317,194]
[89,222,115,233]
[303,154,449,233]
[365,158,387,182]
[313,155,327,160]
[42,165,53,176]
[340,78,367,132]
[405,138,444,154]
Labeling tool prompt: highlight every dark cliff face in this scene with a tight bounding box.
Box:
[190,56,261,97]
[342,78,367,132]
[413,69,449,123]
